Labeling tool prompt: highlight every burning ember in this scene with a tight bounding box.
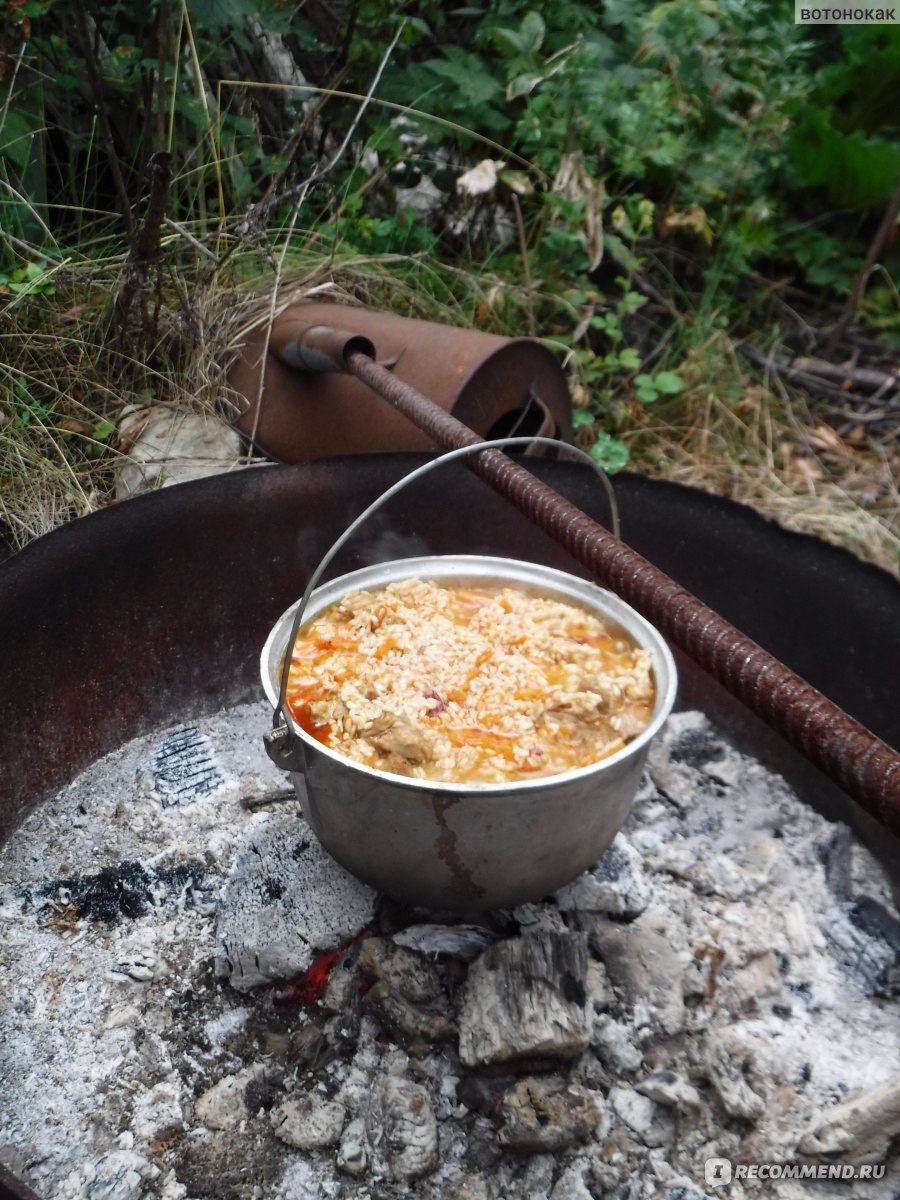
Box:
[1,702,900,1199]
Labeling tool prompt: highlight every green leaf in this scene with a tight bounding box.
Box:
[0,110,37,170]
[92,419,116,440]
[424,56,501,107]
[507,73,544,100]
[634,374,654,388]
[520,11,546,54]
[636,387,658,404]
[652,371,685,394]
[571,409,594,428]
[590,432,630,473]
[619,348,641,370]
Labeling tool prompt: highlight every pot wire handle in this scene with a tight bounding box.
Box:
[270,435,619,738]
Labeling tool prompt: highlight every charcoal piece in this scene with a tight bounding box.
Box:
[149,726,225,807]
[195,1064,269,1131]
[337,1117,368,1175]
[214,813,376,992]
[818,825,854,900]
[358,936,442,1001]
[550,1160,595,1200]
[270,1093,346,1150]
[799,1079,900,1161]
[703,1030,765,1122]
[592,1016,643,1075]
[367,1076,439,1180]
[849,895,900,956]
[60,1149,160,1200]
[364,979,454,1046]
[496,1078,599,1153]
[393,923,498,960]
[458,932,591,1068]
[825,902,898,995]
[27,860,214,925]
[449,1174,491,1200]
[668,721,727,770]
[588,916,685,1037]
[555,834,649,919]
[635,1071,703,1112]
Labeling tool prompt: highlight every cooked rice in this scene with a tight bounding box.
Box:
[285,579,655,784]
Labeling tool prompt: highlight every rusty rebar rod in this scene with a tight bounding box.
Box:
[342,348,900,834]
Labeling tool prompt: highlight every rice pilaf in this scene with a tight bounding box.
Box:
[284,579,655,784]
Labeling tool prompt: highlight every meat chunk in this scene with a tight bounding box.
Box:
[579,676,623,712]
[366,714,434,766]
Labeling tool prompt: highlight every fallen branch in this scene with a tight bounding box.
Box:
[790,356,900,395]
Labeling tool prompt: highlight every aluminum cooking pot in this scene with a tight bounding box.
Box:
[261,554,678,910]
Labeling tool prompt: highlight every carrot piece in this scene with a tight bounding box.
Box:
[375,636,398,659]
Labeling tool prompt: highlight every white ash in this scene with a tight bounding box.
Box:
[0,703,900,1199]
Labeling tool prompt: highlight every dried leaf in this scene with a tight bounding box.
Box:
[660,204,714,247]
[552,151,604,271]
[456,159,502,198]
[498,169,533,196]
[475,285,505,323]
[790,456,824,486]
[806,424,845,454]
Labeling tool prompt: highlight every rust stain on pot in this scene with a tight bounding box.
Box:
[432,795,486,905]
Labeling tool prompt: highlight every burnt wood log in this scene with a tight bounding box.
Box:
[458,932,591,1068]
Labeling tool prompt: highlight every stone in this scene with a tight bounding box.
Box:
[555,835,650,919]
[588,916,685,1037]
[798,1079,900,1162]
[115,406,243,500]
[369,1076,439,1180]
[194,1064,267,1131]
[270,1093,346,1150]
[497,1078,600,1154]
[458,933,591,1068]
[215,814,376,991]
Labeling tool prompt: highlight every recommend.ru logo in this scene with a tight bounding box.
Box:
[705,1158,733,1188]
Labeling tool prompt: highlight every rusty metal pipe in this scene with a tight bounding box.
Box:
[336,347,900,834]
[270,320,376,375]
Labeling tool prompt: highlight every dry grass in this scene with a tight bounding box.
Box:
[623,332,900,576]
[2,255,898,580]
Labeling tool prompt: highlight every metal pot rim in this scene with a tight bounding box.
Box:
[261,554,678,794]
